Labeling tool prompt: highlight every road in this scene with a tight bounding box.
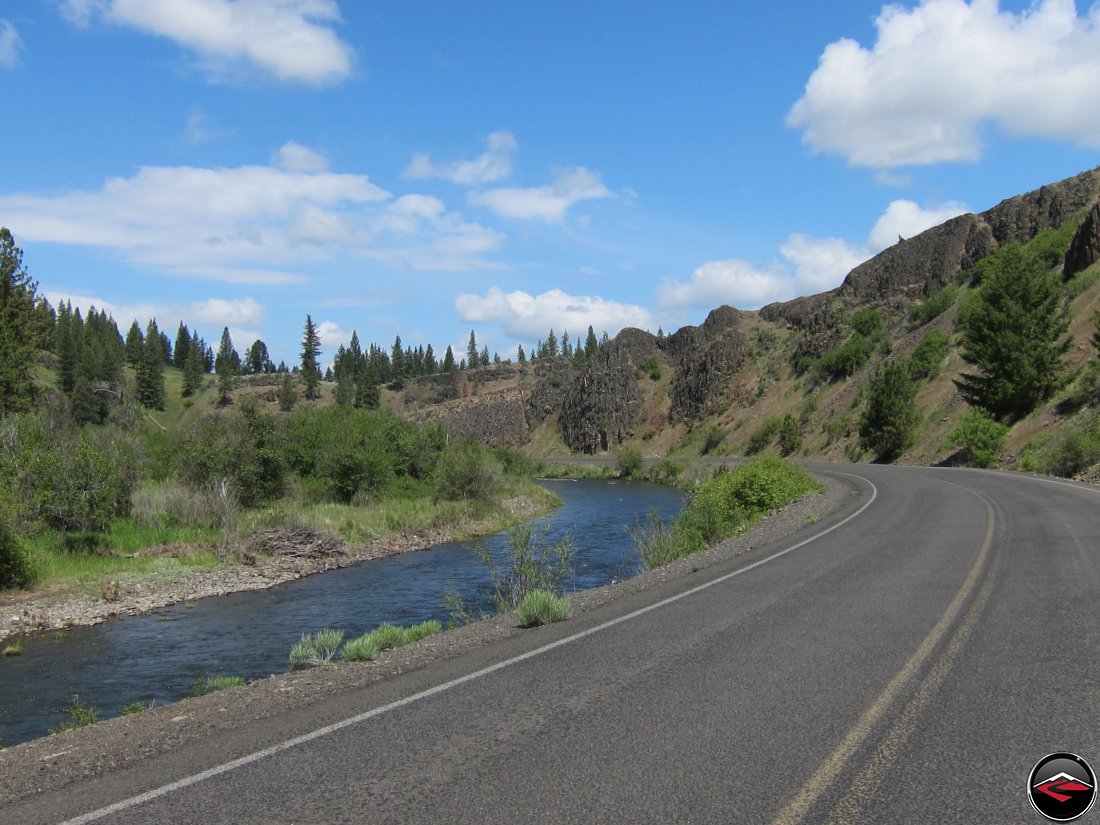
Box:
[4,464,1099,824]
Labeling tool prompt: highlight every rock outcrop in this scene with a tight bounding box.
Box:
[762,167,1100,330]
[662,306,745,422]
[1065,201,1100,279]
[435,390,530,447]
[559,329,657,453]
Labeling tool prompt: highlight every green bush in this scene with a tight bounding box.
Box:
[475,523,575,610]
[815,334,874,381]
[340,634,380,662]
[434,439,498,502]
[1019,413,1100,478]
[641,355,661,380]
[777,414,801,457]
[646,458,683,485]
[365,623,407,651]
[616,446,643,478]
[907,329,951,381]
[516,589,571,627]
[341,619,442,662]
[859,361,919,462]
[851,308,883,339]
[949,410,1009,468]
[177,407,285,507]
[632,509,693,568]
[50,696,98,733]
[0,510,32,589]
[700,426,726,456]
[909,285,958,326]
[746,416,782,455]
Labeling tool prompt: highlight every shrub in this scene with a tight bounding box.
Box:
[815,335,874,381]
[288,628,345,670]
[2,641,22,656]
[909,285,958,326]
[616,446,643,478]
[632,509,693,568]
[516,589,571,627]
[191,675,245,696]
[50,696,97,733]
[402,619,441,644]
[700,426,726,456]
[646,458,683,485]
[641,355,662,380]
[859,361,919,462]
[121,699,154,715]
[907,330,950,381]
[476,523,575,610]
[746,416,782,455]
[949,410,1009,468]
[434,439,498,502]
[777,414,801,457]
[176,407,285,507]
[365,623,407,651]
[851,308,883,339]
[0,510,32,589]
[1019,414,1100,478]
[341,634,380,662]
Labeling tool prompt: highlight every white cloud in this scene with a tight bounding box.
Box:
[660,198,970,312]
[455,287,652,340]
[274,140,328,172]
[61,0,354,85]
[184,108,220,145]
[404,131,518,185]
[470,167,612,222]
[315,319,345,348]
[867,199,968,251]
[0,160,390,283]
[659,260,795,312]
[0,20,22,68]
[788,0,1100,168]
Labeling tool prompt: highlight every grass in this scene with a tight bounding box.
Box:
[516,589,571,627]
[191,675,246,696]
[2,641,23,656]
[340,620,442,662]
[288,629,345,670]
[121,698,155,715]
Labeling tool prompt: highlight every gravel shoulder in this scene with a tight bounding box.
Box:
[0,471,860,806]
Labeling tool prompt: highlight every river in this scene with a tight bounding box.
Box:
[0,479,683,748]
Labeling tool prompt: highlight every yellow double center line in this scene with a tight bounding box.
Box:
[769,483,1002,825]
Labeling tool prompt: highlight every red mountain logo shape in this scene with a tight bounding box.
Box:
[1035,772,1093,804]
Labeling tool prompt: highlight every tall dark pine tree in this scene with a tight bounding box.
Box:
[215,326,237,404]
[480,345,490,367]
[182,333,205,398]
[424,343,437,374]
[466,330,479,369]
[517,345,526,364]
[391,334,405,381]
[0,228,41,414]
[136,319,166,410]
[55,301,79,395]
[173,322,191,369]
[247,339,271,375]
[300,315,322,400]
[955,246,1070,420]
[124,320,144,368]
[442,345,455,372]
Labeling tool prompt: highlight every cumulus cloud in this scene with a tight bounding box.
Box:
[0,20,22,68]
[788,0,1100,168]
[274,140,328,172]
[470,167,612,222]
[404,131,518,185]
[315,319,345,348]
[660,199,969,312]
[60,0,354,85]
[455,287,652,341]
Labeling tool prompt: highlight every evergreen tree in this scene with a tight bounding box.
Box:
[182,334,205,398]
[1092,310,1100,355]
[55,301,78,395]
[215,326,237,404]
[136,319,166,410]
[300,315,322,400]
[585,325,598,357]
[517,345,526,364]
[480,344,490,367]
[956,246,1070,420]
[0,228,41,414]
[173,323,191,369]
[561,329,572,359]
[71,374,106,426]
[493,352,501,365]
[354,362,380,409]
[600,331,610,347]
[466,330,479,367]
[247,339,271,375]
[545,328,558,359]
[124,320,144,367]
[859,361,919,462]
[277,372,298,412]
[391,334,405,380]
[160,331,173,365]
[442,345,455,372]
[424,343,437,374]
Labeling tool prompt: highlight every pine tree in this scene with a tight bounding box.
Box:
[424,343,437,374]
[561,329,572,359]
[173,323,191,369]
[956,246,1070,420]
[517,345,526,364]
[300,315,322,400]
[859,361,919,462]
[124,320,144,367]
[0,228,40,414]
[136,319,166,409]
[466,330,478,367]
[354,362,380,409]
[277,372,298,412]
[391,334,405,380]
[247,339,271,375]
[480,345,490,367]
[585,326,598,357]
[55,301,78,395]
[442,345,455,372]
[545,328,558,359]
[215,326,237,404]
[182,334,205,398]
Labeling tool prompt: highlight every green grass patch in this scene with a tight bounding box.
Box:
[121,698,155,715]
[339,620,444,663]
[2,641,22,656]
[50,696,97,733]
[516,589,571,627]
[191,675,246,696]
[288,628,345,670]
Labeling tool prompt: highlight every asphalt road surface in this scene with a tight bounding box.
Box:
[5,464,1099,824]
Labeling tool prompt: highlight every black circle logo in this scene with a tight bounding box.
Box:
[1028,752,1096,821]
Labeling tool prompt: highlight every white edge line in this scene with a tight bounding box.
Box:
[60,473,879,825]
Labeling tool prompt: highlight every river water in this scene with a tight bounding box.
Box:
[0,479,683,748]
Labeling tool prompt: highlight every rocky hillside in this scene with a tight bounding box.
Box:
[393,167,1100,478]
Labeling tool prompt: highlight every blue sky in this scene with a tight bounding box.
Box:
[1,1,1098,367]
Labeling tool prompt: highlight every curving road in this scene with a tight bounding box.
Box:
[4,464,1100,824]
